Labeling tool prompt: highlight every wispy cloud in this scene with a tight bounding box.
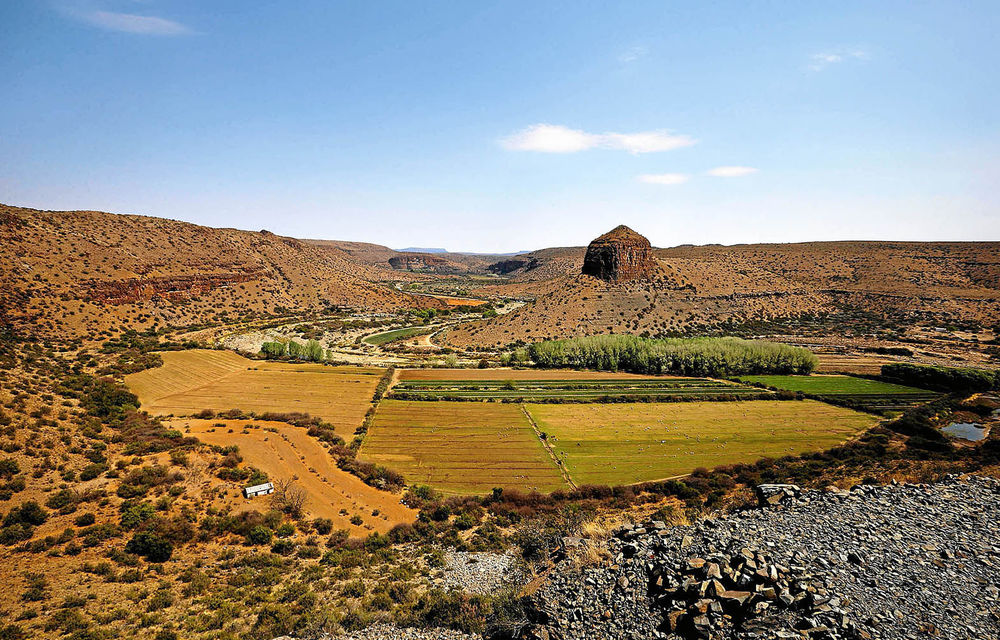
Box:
[500,124,696,154]
[637,173,689,185]
[69,6,194,36]
[808,48,868,71]
[618,45,648,64]
[706,166,758,177]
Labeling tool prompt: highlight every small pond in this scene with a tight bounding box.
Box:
[941,422,989,441]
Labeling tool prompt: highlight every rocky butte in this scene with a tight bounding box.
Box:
[581,224,657,282]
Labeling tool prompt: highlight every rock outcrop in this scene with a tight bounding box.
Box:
[581,225,656,282]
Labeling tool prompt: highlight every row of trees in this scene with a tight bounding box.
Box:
[528,335,817,377]
[881,363,999,394]
[261,339,326,362]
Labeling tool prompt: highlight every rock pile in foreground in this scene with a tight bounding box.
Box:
[526,476,1000,640]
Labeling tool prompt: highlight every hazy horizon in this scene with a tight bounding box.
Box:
[3,1,998,252]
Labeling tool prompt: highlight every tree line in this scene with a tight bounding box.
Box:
[881,363,1000,394]
[527,335,817,377]
[261,339,327,362]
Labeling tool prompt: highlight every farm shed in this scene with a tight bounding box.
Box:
[242,482,274,498]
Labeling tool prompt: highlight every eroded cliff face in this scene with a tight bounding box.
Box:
[581,225,656,282]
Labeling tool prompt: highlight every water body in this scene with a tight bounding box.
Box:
[941,422,989,441]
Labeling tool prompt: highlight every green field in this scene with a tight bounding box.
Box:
[525,400,879,487]
[363,326,433,346]
[389,377,765,401]
[736,374,938,412]
[359,400,567,494]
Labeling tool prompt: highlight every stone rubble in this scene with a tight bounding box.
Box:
[282,476,1000,640]
[525,475,1000,640]
[441,550,524,596]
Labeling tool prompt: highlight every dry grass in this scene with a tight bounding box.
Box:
[126,350,384,436]
[358,400,567,495]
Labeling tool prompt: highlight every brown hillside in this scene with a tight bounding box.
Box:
[446,238,1000,347]
[0,204,437,339]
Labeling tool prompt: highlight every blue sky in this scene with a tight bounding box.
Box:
[2,1,998,252]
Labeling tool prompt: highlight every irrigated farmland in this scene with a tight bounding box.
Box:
[126,350,384,436]
[526,401,879,487]
[737,374,938,412]
[172,419,416,532]
[398,368,657,381]
[359,400,567,494]
[390,377,763,401]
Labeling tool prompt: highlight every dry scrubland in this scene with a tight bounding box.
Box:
[359,400,567,494]
[171,419,415,532]
[526,400,879,486]
[126,350,383,436]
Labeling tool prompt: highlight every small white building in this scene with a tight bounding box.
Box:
[242,482,274,498]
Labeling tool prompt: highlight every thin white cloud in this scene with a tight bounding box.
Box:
[637,173,690,185]
[77,10,194,35]
[619,45,648,63]
[706,166,758,177]
[809,48,868,71]
[500,124,696,154]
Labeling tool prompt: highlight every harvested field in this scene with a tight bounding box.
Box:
[126,350,384,436]
[390,377,762,401]
[359,400,567,495]
[737,374,938,412]
[815,353,897,375]
[172,419,415,532]
[526,400,879,487]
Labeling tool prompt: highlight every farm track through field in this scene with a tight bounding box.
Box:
[521,404,577,490]
[172,418,416,532]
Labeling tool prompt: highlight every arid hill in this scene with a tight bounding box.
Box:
[0,204,437,339]
[304,238,513,275]
[445,233,1000,347]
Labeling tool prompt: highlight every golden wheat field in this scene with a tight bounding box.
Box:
[525,400,879,487]
[359,400,567,494]
[126,350,384,436]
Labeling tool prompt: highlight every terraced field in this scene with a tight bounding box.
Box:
[526,400,880,487]
[126,350,384,436]
[359,400,567,494]
[736,374,938,412]
[390,377,761,401]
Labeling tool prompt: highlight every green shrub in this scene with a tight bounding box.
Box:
[124,532,173,562]
[246,525,273,545]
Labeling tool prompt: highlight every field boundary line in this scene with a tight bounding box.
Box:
[521,404,577,491]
